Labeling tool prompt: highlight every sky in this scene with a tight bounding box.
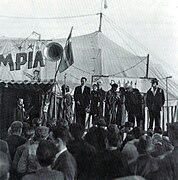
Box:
[0,0,177,81]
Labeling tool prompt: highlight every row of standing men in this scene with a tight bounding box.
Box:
[60,77,165,130]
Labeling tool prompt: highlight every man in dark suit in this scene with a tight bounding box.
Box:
[74,77,91,129]
[125,85,142,127]
[13,98,26,122]
[52,126,77,180]
[22,140,64,180]
[146,78,165,129]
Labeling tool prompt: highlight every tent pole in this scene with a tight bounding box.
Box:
[145,54,149,78]
[166,76,172,124]
[99,13,103,32]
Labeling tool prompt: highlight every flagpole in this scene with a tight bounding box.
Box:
[99,0,107,32]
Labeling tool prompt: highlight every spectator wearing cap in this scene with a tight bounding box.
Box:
[74,77,91,129]
[92,124,130,179]
[125,84,142,128]
[129,135,159,179]
[5,121,26,161]
[154,122,178,179]
[146,78,165,129]
[17,126,49,174]
[52,126,77,180]
[0,151,10,180]
[22,140,63,180]
[105,83,121,126]
[67,123,96,179]
[59,84,73,124]
[85,117,107,152]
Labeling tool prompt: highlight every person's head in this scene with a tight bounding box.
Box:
[151,78,159,88]
[154,126,163,135]
[119,87,125,95]
[111,83,118,92]
[97,117,107,128]
[34,126,49,141]
[152,133,162,145]
[167,122,178,146]
[97,80,103,89]
[131,127,143,139]
[80,77,87,86]
[0,151,10,180]
[136,135,154,155]
[69,123,84,141]
[24,127,35,140]
[10,121,23,135]
[32,118,42,128]
[17,98,24,106]
[53,126,69,151]
[92,84,98,91]
[61,84,70,94]
[36,140,58,167]
[33,70,40,77]
[125,84,133,92]
[107,124,121,148]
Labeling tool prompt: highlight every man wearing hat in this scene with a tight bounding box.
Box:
[125,84,142,128]
[146,78,165,129]
[105,83,120,126]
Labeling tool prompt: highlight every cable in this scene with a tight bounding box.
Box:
[72,65,93,75]
[3,32,34,55]
[0,13,97,20]
[110,57,147,77]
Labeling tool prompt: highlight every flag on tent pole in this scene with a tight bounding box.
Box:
[104,0,108,9]
[58,27,74,73]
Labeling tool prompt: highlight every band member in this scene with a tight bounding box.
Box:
[74,77,90,129]
[125,84,142,127]
[105,83,120,126]
[13,98,26,122]
[90,84,100,124]
[97,80,106,117]
[146,78,165,129]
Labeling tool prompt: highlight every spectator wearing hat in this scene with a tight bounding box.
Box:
[52,126,77,180]
[154,122,178,180]
[74,77,91,129]
[146,78,165,129]
[125,84,142,128]
[22,140,63,180]
[5,121,26,161]
[129,135,159,179]
[105,83,120,126]
[17,126,49,174]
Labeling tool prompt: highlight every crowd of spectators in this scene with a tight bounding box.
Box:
[0,117,177,180]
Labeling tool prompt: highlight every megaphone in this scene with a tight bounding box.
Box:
[44,42,63,62]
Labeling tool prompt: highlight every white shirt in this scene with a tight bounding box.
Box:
[81,86,85,94]
[54,147,67,162]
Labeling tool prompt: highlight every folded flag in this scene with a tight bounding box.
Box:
[58,27,74,73]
